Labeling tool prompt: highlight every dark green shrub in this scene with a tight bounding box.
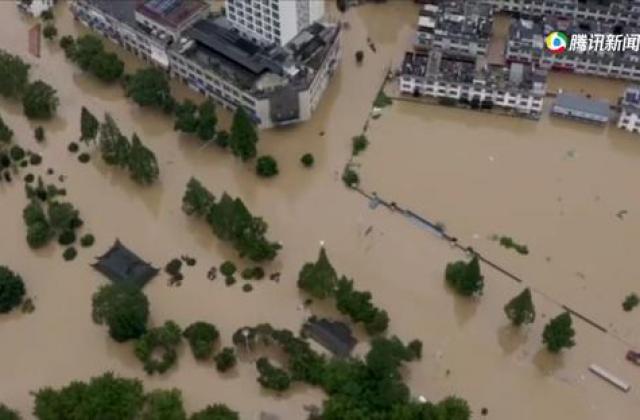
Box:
[63,247,77,261]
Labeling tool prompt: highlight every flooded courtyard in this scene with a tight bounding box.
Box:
[1,1,640,419]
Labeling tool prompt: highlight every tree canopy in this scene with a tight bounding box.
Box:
[182,177,215,217]
[33,372,145,420]
[445,256,484,297]
[174,99,217,142]
[140,389,186,420]
[297,247,338,299]
[128,133,159,185]
[80,106,99,144]
[0,403,20,420]
[214,347,237,372]
[335,277,390,335]
[542,312,575,353]
[256,155,278,177]
[0,50,30,98]
[229,108,258,161]
[183,321,219,360]
[0,114,14,144]
[504,288,536,326]
[0,266,26,314]
[92,284,149,342]
[189,404,239,420]
[135,320,182,374]
[99,113,130,167]
[256,357,291,392]
[125,68,174,112]
[22,80,59,120]
[68,35,124,83]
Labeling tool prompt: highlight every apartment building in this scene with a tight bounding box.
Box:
[16,0,55,17]
[507,16,640,81]
[70,0,341,128]
[399,49,547,118]
[225,0,325,47]
[415,1,493,59]
[618,86,640,133]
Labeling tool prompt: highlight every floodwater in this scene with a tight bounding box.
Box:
[1,1,639,420]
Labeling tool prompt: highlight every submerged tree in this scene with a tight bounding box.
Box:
[0,50,30,98]
[92,284,150,342]
[256,357,291,392]
[22,80,59,120]
[128,133,159,185]
[0,114,13,144]
[43,24,58,40]
[80,106,99,144]
[183,321,219,360]
[182,177,215,217]
[445,256,484,297]
[134,320,182,374]
[255,155,278,177]
[197,99,217,141]
[125,67,174,112]
[504,288,536,326]
[140,389,186,420]
[229,108,258,161]
[189,404,239,420]
[174,99,199,134]
[0,265,26,313]
[0,403,20,420]
[99,113,130,167]
[542,312,575,353]
[297,247,338,299]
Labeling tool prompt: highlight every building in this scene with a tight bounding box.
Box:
[506,16,640,81]
[400,49,547,118]
[70,0,341,128]
[303,318,357,358]
[551,92,611,124]
[225,0,325,47]
[92,240,159,288]
[415,1,493,59]
[17,0,55,17]
[618,86,640,133]
[485,0,640,25]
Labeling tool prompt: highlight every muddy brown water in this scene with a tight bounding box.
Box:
[1,1,640,419]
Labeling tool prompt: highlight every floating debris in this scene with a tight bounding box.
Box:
[616,210,628,220]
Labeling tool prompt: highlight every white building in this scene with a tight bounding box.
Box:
[618,86,640,133]
[399,49,547,118]
[17,0,55,17]
[225,0,325,47]
[71,0,341,129]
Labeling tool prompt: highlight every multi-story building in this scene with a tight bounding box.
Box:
[225,0,325,47]
[399,49,547,118]
[485,0,640,25]
[16,0,55,17]
[70,0,341,128]
[506,16,640,81]
[618,86,640,133]
[415,1,493,59]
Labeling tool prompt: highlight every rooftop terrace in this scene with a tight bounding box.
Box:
[136,0,208,30]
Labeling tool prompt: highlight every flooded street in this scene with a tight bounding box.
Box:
[1,1,640,419]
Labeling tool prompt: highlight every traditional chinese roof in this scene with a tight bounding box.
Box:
[92,240,158,288]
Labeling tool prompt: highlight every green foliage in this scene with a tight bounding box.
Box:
[197,99,217,141]
[173,100,198,134]
[92,284,149,342]
[0,403,20,420]
[80,107,99,143]
[0,115,13,143]
[224,276,236,286]
[445,256,484,297]
[74,35,103,69]
[255,155,278,177]
[35,126,45,142]
[183,321,219,360]
[40,10,54,20]
[165,259,182,277]
[43,24,58,40]
[99,113,130,166]
[499,236,529,255]
[214,130,229,148]
[125,67,174,111]
[69,35,124,82]
[47,201,78,231]
[242,283,253,292]
[542,312,576,353]
[214,347,237,372]
[256,357,291,392]
[89,51,124,83]
[297,248,338,299]
[229,108,258,161]
[9,145,25,161]
[301,153,314,167]
[373,89,392,108]
[623,293,639,312]
[128,133,159,185]
[0,50,30,98]
[57,230,76,246]
[23,200,53,249]
[0,266,26,313]
[351,135,369,156]
[62,247,77,261]
[59,35,74,53]
[434,396,471,420]
[22,80,59,120]
[504,288,536,326]
[189,404,239,420]
[182,177,215,217]
[220,261,236,277]
[80,234,95,247]
[407,339,423,360]
[140,389,186,420]
[336,277,389,335]
[135,321,182,374]
[342,166,359,188]
[32,372,144,420]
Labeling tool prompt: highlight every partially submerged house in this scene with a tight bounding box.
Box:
[551,92,610,124]
[92,240,159,288]
[303,317,357,358]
